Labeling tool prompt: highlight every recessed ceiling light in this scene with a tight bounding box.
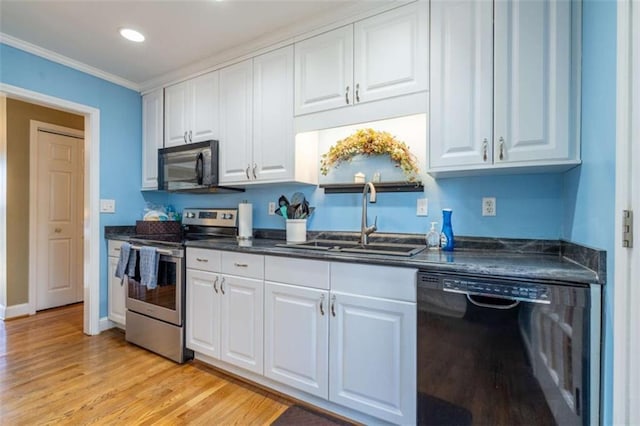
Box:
[119,28,145,43]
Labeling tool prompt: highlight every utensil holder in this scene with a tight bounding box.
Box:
[286,219,307,243]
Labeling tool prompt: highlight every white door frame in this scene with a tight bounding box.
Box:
[613,1,640,424]
[29,121,85,312]
[0,82,101,335]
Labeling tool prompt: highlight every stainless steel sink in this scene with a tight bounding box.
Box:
[278,239,425,257]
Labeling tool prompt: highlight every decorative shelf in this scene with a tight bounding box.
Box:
[319,182,424,194]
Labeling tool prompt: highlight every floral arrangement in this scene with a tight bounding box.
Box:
[320,128,420,182]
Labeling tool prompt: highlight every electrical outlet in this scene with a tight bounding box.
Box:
[482,197,496,216]
[100,199,116,213]
[416,198,428,216]
[268,202,276,215]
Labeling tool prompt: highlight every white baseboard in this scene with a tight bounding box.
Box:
[0,303,32,320]
[99,316,125,332]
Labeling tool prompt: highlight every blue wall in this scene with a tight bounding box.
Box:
[0,43,143,318]
[148,172,566,240]
[563,0,617,424]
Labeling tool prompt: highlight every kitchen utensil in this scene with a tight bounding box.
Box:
[291,192,305,206]
[280,205,288,219]
[278,195,289,208]
[287,205,297,219]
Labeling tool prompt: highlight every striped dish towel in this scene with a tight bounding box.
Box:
[140,246,159,290]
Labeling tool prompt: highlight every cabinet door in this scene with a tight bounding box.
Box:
[494,0,572,164]
[164,81,189,147]
[190,71,220,143]
[264,282,329,398]
[220,274,263,374]
[354,2,428,104]
[108,256,126,326]
[186,269,220,358]
[219,59,254,183]
[294,25,353,115]
[252,46,294,182]
[141,88,163,190]
[329,292,416,425]
[429,0,493,170]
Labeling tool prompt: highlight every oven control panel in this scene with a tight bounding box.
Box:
[182,208,238,227]
[442,278,551,304]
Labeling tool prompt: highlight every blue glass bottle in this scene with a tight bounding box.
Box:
[440,209,454,251]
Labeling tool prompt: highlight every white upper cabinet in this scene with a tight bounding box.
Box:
[141,88,163,190]
[220,46,316,185]
[493,0,573,165]
[294,2,428,116]
[353,3,428,104]
[219,59,254,183]
[429,0,580,176]
[164,71,219,147]
[295,26,354,115]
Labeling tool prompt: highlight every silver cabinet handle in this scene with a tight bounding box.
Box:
[196,258,209,263]
[115,247,121,251]
[482,138,488,162]
[319,294,325,316]
[252,163,257,179]
[498,137,505,161]
[234,262,248,268]
[183,131,188,143]
[345,86,350,104]
[213,276,219,293]
[54,228,62,233]
[331,295,336,317]
[188,130,192,142]
[245,165,251,180]
[355,83,360,102]
[220,277,225,295]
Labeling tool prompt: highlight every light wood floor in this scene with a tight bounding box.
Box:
[0,304,291,425]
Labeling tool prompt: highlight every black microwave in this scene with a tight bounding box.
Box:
[158,140,243,193]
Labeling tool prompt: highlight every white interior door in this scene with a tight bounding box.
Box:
[35,128,84,310]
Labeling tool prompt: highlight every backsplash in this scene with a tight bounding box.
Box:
[143,171,565,240]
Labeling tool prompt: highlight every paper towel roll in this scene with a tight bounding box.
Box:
[238,202,253,238]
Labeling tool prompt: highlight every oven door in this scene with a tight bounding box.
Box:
[126,248,183,326]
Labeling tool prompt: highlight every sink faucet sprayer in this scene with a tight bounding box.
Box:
[360,182,377,246]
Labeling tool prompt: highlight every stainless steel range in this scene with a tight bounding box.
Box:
[125,208,238,363]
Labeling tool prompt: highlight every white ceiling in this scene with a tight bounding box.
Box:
[0,0,388,91]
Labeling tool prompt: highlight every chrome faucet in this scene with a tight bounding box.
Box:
[360,182,377,246]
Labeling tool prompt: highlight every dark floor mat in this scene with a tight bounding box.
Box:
[272,405,353,426]
[418,392,473,426]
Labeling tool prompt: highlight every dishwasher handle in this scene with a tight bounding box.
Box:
[466,294,519,310]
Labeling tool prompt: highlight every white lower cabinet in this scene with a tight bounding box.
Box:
[188,249,416,424]
[329,291,416,424]
[186,249,264,375]
[186,268,220,358]
[107,240,126,327]
[264,282,329,398]
[220,274,264,375]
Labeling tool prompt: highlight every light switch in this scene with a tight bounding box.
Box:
[416,198,428,216]
[100,199,116,213]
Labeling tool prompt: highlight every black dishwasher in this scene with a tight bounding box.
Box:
[417,272,601,426]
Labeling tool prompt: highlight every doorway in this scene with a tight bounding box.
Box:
[29,122,84,310]
[0,83,101,335]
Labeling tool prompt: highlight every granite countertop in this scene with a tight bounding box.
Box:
[185,237,603,286]
[105,227,604,285]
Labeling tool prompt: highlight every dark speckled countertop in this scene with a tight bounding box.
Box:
[105,227,605,285]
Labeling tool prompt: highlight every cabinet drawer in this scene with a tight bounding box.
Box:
[222,252,264,279]
[265,256,329,290]
[187,248,222,272]
[331,262,416,302]
[108,240,125,257]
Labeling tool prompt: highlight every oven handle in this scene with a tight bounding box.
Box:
[466,294,520,310]
[129,245,176,256]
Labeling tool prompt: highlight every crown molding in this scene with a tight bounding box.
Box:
[0,33,140,92]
